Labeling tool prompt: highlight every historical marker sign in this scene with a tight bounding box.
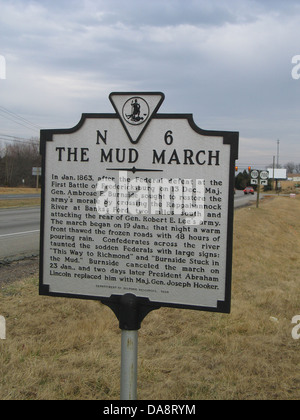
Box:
[39,92,239,314]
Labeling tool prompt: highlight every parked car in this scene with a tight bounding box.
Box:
[243,186,254,195]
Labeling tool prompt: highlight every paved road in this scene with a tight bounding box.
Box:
[234,189,257,208]
[0,190,257,260]
[0,194,40,200]
[0,207,40,260]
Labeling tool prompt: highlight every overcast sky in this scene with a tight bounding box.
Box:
[0,0,300,168]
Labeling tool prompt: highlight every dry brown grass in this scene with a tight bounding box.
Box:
[0,196,299,400]
[279,181,300,195]
[0,187,41,208]
[0,188,41,195]
[0,199,41,209]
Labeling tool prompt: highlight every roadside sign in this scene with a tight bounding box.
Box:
[260,170,268,180]
[32,167,41,176]
[39,92,239,315]
[32,167,42,189]
[251,170,259,179]
[251,169,270,208]
[251,169,269,186]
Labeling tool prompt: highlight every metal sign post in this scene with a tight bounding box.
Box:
[32,167,41,189]
[251,170,269,208]
[121,329,138,400]
[104,293,159,400]
[119,294,139,400]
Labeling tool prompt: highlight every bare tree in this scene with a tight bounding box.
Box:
[283,162,300,175]
[285,162,296,174]
[0,138,41,187]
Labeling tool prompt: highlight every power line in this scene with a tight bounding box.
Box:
[0,105,41,133]
[0,105,41,129]
[0,133,37,141]
[0,112,39,132]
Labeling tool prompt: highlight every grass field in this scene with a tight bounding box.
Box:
[0,187,41,195]
[0,196,299,400]
[0,187,41,208]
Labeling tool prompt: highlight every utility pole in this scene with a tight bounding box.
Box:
[272,156,275,190]
[277,140,280,168]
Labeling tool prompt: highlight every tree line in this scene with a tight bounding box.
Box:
[0,139,41,187]
[284,162,300,174]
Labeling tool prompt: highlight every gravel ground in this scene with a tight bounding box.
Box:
[0,256,39,288]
